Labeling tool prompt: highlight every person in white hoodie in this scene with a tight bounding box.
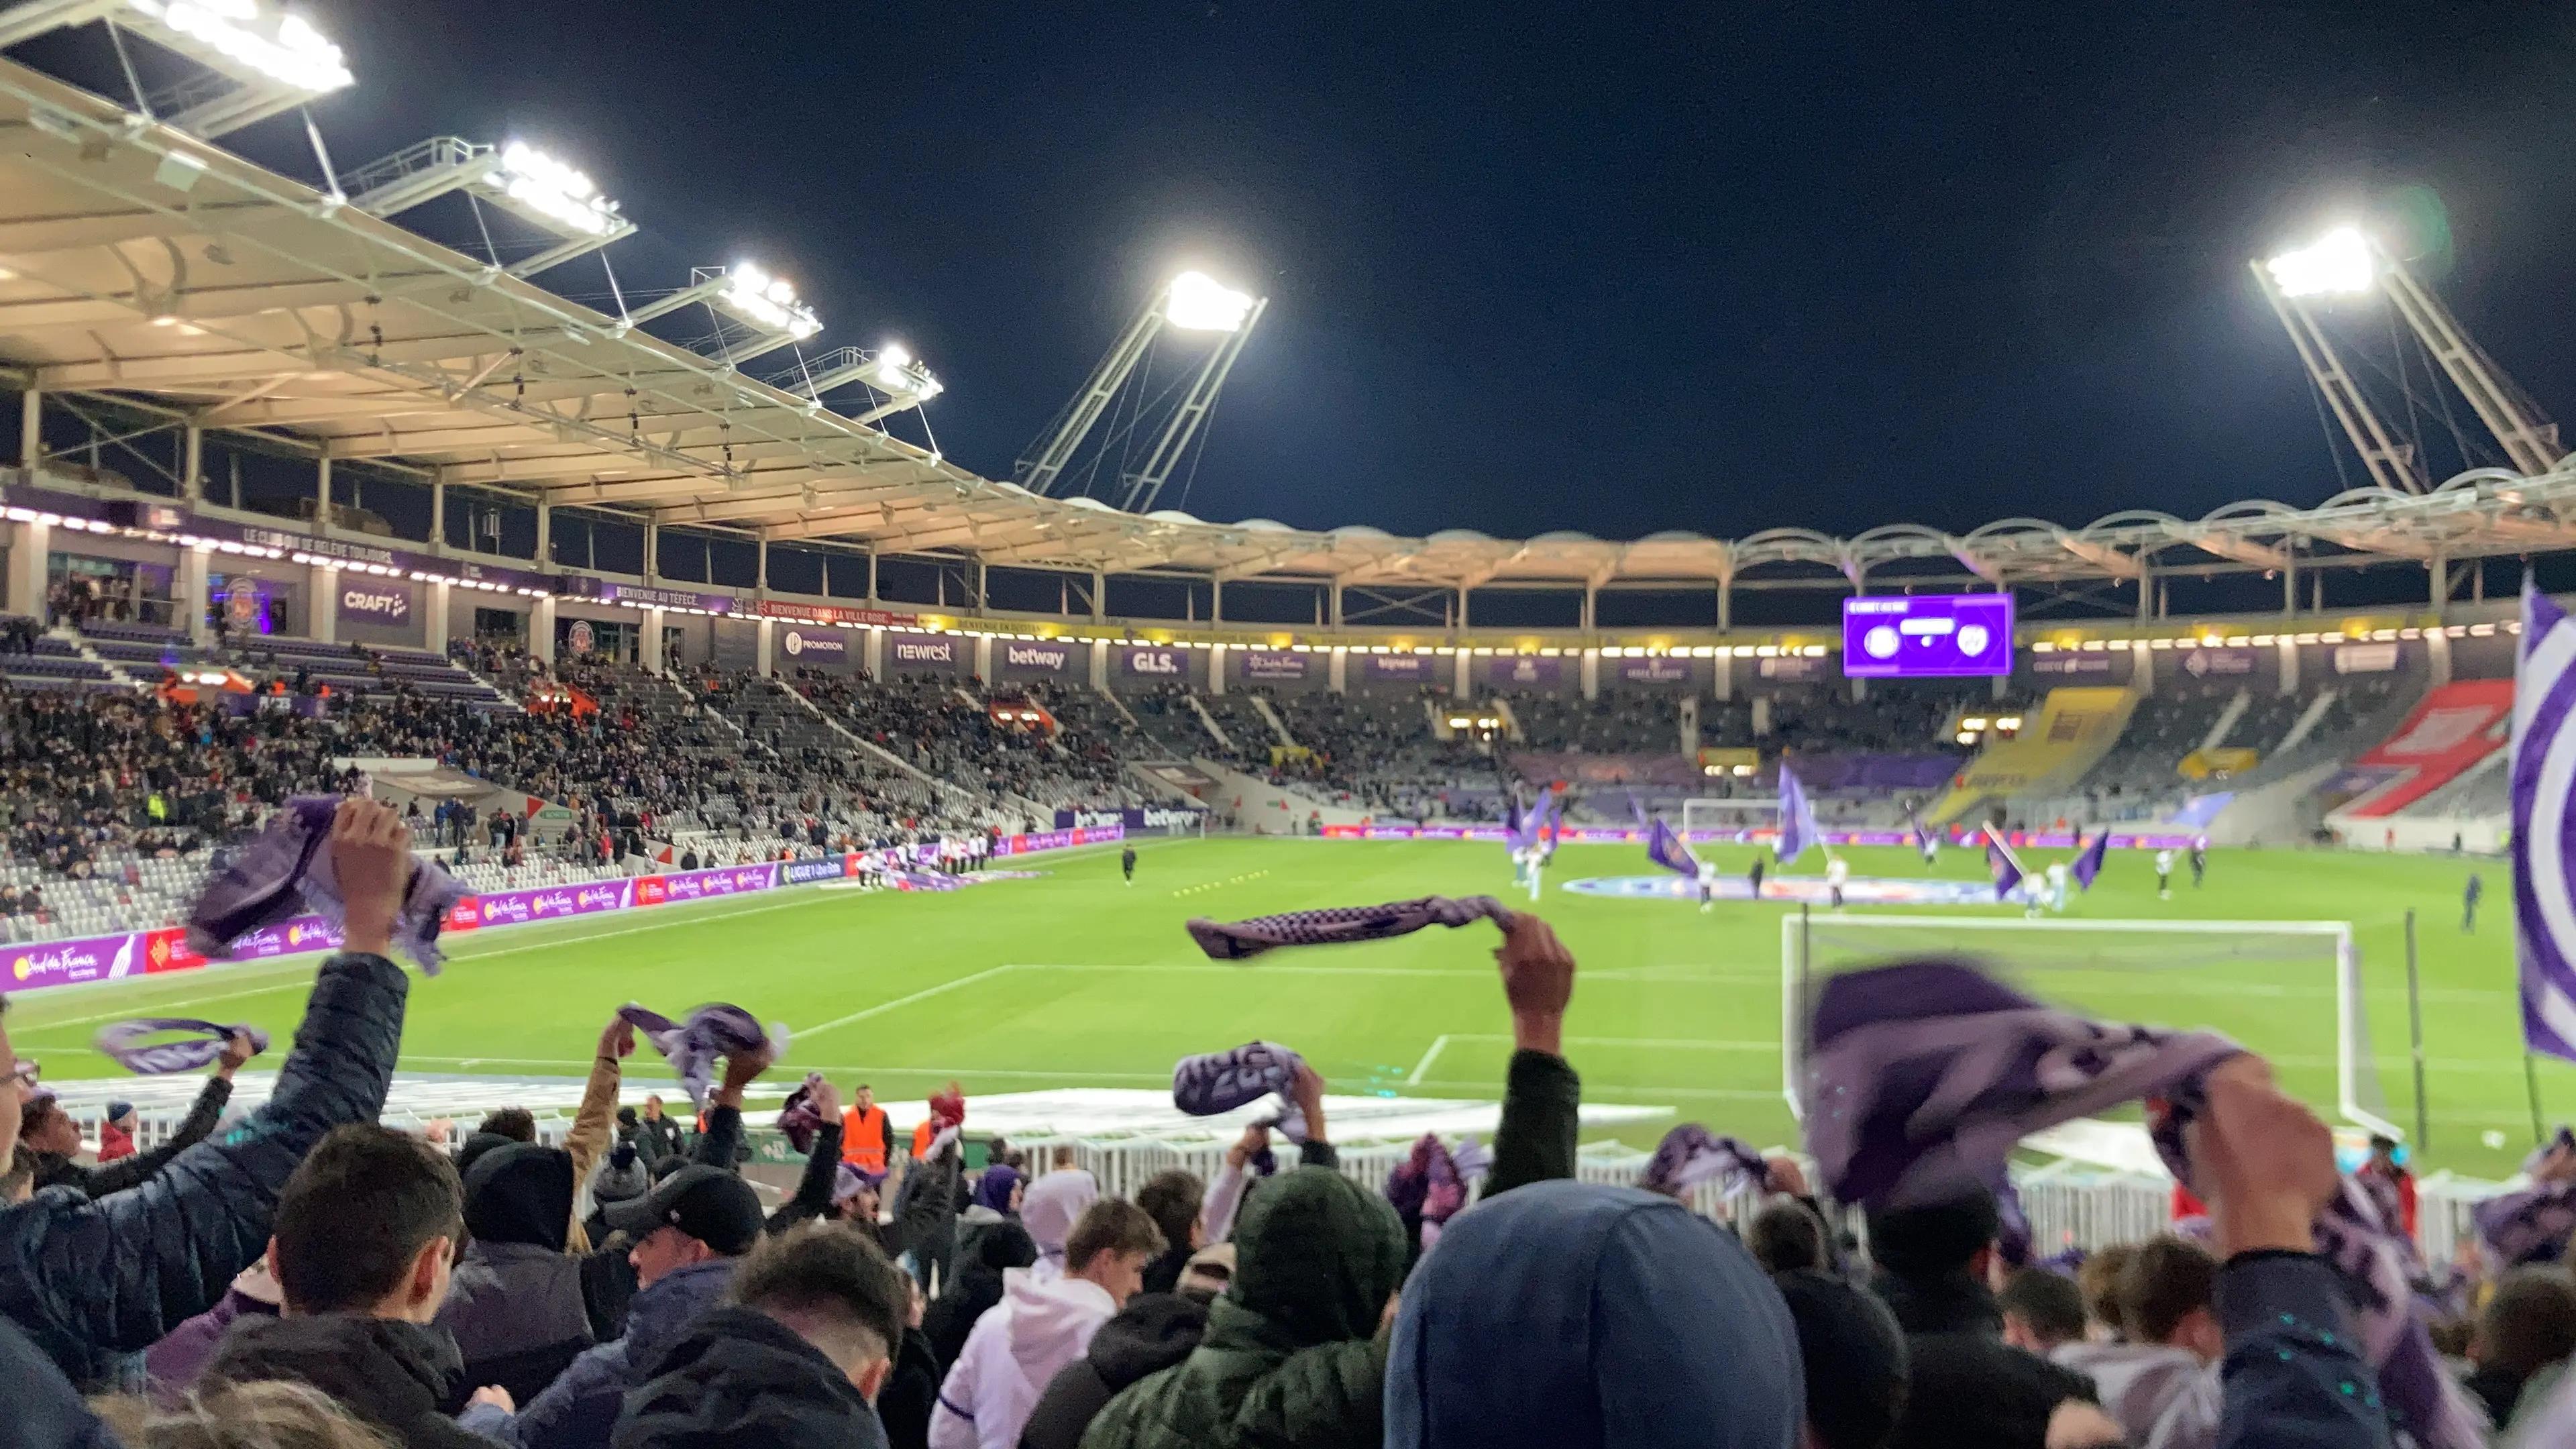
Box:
[1017,1168,1102,1282]
[928,1196,1164,1449]
[2055,1235,2224,1449]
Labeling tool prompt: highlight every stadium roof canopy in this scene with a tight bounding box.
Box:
[3,52,2575,597]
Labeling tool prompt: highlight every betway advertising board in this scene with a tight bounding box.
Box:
[4,826,1125,994]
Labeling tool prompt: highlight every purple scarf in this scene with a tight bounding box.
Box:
[1638,1123,1768,1200]
[1384,1133,1489,1249]
[777,1072,829,1154]
[1172,1041,1309,1141]
[1806,959,2481,1449]
[619,1003,787,1112]
[186,796,468,971]
[1185,896,1514,961]
[2472,1128,2576,1267]
[94,1018,269,1075]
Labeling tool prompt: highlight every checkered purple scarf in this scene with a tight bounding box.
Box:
[777,1072,830,1154]
[2472,1128,2576,1267]
[93,1018,268,1075]
[1806,959,2482,1449]
[1172,1040,1309,1141]
[186,796,468,971]
[619,1003,788,1112]
[1638,1123,1768,1201]
[1385,1133,1491,1249]
[1185,896,1515,961]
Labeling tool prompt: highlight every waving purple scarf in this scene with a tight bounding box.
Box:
[1806,959,2481,1449]
[186,796,468,971]
[1173,1041,1309,1141]
[2472,1127,2576,1267]
[1185,896,1515,961]
[777,1072,830,1154]
[94,1018,269,1075]
[1638,1123,1768,1200]
[619,1003,788,1112]
[1385,1133,1489,1249]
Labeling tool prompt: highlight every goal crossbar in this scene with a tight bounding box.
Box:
[1777,912,2397,1142]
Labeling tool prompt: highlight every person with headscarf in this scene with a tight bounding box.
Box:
[434,1140,597,1404]
[1384,1178,1806,1449]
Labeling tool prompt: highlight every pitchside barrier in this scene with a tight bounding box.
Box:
[0,824,1128,994]
[69,1093,2502,1258]
[1318,823,2201,848]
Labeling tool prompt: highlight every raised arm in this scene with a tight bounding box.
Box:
[0,800,413,1383]
[74,1036,250,1199]
[691,1033,774,1170]
[767,1080,843,1232]
[1482,914,1579,1199]
[560,1018,630,1252]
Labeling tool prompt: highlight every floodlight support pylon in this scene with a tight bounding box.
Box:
[2251,260,2428,494]
[2374,250,2564,476]
[1118,294,1267,515]
[1018,301,1162,498]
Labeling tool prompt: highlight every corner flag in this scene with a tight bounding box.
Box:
[2513,583,2576,1063]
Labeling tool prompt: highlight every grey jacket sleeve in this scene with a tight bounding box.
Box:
[0,951,408,1383]
[73,1076,235,1199]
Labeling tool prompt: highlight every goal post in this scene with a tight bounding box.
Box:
[1680,798,1775,837]
[1778,912,2402,1144]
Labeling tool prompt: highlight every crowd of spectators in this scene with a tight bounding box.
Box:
[0,800,2459,1449]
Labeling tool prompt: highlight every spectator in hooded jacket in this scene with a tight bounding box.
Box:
[924,1222,1038,1375]
[143,1260,284,1407]
[613,1222,910,1449]
[2082,1236,2223,1447]
[433,1142,596,1404]
[20,1032,254,1199]
[1079,1069,1403,1449]
[0,798,415,1449]
[1019,1293,1208,1449]
[199,1124,486,1449]
[1385,1179,1804,1449]
[929,1198,1162,1449]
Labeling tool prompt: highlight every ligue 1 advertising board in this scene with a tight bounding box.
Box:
[1316,823,2198,849]
[1842,594,2015,678]
[3,827,1124,994]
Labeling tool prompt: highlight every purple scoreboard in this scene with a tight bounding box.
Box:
[1842,594,2015,678]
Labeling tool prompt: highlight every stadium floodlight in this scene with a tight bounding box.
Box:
[720,262,822,340]
[766,345,942,423]
[871,343,942,397]
[2263,225,2377,299]
[346,137,633,276]
[1162,270,1256,332]
[0,0,360,136]
[493,142,621,238]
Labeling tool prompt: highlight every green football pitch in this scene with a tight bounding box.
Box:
[3,837,2544,1177]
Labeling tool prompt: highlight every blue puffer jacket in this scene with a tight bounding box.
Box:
[462,1257,737,1449]
[0,951,409,1449]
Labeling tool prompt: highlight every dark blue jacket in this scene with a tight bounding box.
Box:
[1385,1180,1803,1448]
[0,951,409,1449]
[2215,1251,2392,1449]
[462,1257,737,1449]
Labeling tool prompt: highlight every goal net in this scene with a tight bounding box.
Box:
[1680,798,1773,838]
[1778,913,2400,1145]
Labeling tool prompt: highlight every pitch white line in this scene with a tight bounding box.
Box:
[1406,1035,1451,1085]
[793,965,1023,1041]
[1440,1032,1777,1053]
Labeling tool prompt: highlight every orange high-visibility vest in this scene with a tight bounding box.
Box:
[841,1105,891,1173]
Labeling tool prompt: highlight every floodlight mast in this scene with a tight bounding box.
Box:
[1016,271,1267,503]
[2256,225,2563,487]
[625,263,822,364]
[769,345,942,424]
[344,138,635,278]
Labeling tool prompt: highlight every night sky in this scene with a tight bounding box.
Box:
[33,2,2576,545]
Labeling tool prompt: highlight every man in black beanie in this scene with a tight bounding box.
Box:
[1865,1191,2101,1449]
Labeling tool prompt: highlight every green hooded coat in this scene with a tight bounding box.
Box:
[1081,1148,1407,1449]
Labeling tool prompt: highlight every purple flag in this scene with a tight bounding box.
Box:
[1638,1123,1767,1200]
[2472,1128,2576,1266]
[186,795,468,972]
[1536,789,1565,858]
[1501,794,1532,855]
[1775,765,1821,863]
[1172,1040,1309,1141]
[1984,835,2023,901]
[1905,805,1939,863]
[1804,959,2480,1449]
[1185,896,1515,961]
[94,1018,269,1075]
[1645,818,1701,879]
[619,1003,788,1112]
[2512,583,2576,1063]
[2070,827,2110,892]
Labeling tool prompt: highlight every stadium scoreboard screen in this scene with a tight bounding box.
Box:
[1841,594,2015,678]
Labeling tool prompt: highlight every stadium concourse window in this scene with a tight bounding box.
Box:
[473,608,529,645]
